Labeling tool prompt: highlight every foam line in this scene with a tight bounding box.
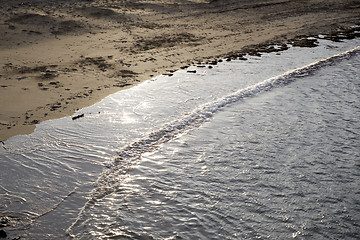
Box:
[97,46,359,187]
[66,46,359,236]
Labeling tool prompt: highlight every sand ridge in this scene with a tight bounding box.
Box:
[0,0,359,141]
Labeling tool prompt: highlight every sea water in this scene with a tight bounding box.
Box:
[0,37,359,239]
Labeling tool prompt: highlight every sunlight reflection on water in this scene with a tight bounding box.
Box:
[1,38,359,239]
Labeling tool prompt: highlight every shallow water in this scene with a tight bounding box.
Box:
[1,38,359,239]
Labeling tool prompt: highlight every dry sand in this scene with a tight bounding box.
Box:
[0,0,359,141]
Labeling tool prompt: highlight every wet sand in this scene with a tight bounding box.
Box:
[0,0,359,141]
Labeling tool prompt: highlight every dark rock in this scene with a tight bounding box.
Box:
[113,83,131,87]
[247,50,261,57]
[257,46,279,53]
[292,38,318,48]
[0,229,7,238]
[280,44,289,51]
[326,36,342,42]
[187,70,196,73]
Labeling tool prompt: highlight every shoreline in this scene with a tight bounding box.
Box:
[1,0,359,141]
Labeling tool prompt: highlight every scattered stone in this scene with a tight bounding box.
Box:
[50,103,61,111]
[113,83,131,87]
[118,69,138,78]
[323,26,360,42]
[292,38,318,48]
[41,71,58,79]
[0,217,9,227]
[326,36,343,42]
[247,50,261,56]
[78,57,112,72]
[280,44,289,51]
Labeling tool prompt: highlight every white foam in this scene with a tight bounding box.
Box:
[96,46,359,189]
[66,45,359,237]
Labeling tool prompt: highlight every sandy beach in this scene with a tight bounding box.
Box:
[0,0,359,141]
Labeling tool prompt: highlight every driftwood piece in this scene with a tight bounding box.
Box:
[72,113,84,120]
